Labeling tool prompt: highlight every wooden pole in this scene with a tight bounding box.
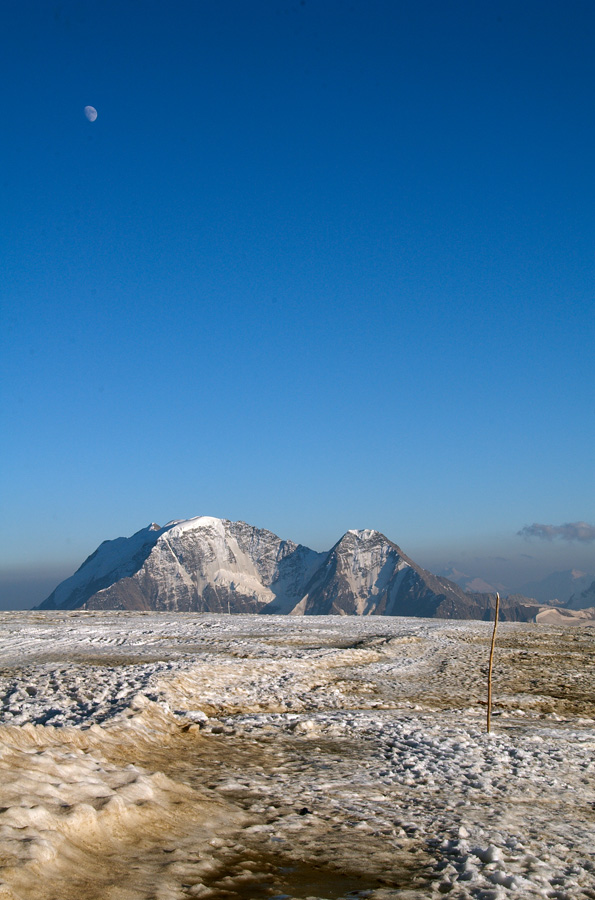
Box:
[487,591,500,733]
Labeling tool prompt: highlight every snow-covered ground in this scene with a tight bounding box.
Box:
[0,611,594,900]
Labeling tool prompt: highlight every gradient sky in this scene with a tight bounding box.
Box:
[1,0,594,609]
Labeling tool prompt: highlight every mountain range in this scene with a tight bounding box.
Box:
[441,566,595,610]
[567,579,595,611]
[38,516,561,622]
[438,566,508,596]
[517,569,595,607]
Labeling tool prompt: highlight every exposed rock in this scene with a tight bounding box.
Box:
[37,516,550,622]
[567,579,595,611]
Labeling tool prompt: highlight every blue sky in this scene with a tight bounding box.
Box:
[1,0,594,608]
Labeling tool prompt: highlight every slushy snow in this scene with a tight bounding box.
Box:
[0,610,594,900]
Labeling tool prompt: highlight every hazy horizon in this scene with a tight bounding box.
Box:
[1,514,594,610]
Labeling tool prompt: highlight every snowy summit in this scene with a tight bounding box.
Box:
[38,516,552,622]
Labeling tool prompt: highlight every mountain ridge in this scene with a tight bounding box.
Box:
[516,569,595,606]
[567,579,595,611]
[37,516,551,622]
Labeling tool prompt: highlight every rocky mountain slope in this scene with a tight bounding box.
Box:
[38,516,544,621]
[438,566,508,596]
[518,569,595,606]
[567,579,595,611]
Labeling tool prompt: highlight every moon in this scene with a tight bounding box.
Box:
[84,106,98,122]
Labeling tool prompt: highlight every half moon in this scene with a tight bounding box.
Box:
[84,106,98,122]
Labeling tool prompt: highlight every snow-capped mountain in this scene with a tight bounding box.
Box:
[291,530,490,618]
[439,566,509,596]
[37,516,541,621]
[567,579,595,611]
[517,569,595,606]
[40,517,324,614]
[40,522,165,611]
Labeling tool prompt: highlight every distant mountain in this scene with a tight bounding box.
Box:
[517,569,595,606]
[38,516,544,622]
[567,580,595,611]
[439,566,509,596]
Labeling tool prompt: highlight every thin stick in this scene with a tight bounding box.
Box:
[487,591,500,733]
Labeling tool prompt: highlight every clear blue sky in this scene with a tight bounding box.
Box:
[1,0,594,608]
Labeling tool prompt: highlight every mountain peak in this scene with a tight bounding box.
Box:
[346,528,380,540]
[567,579,595,611]
[37,515,543,622]
[165,515,226,537]
[518,568,595,605]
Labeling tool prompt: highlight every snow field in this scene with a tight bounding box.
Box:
[0,611,594,900]
[0,715,246,900]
